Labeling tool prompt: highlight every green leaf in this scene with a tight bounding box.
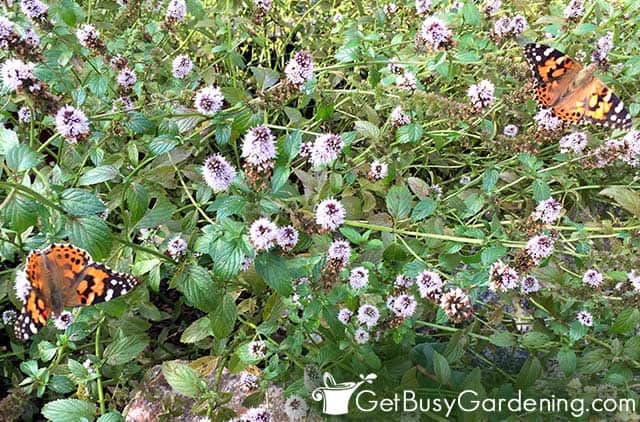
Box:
[0,127,19,154]
[515,357,542,389]
[125,112,155,134]
[354,120,380,141]
[386,185,413,219]
[162,361,206,398]
[136,196,176,228]
[210,294,237,338]
[178,265,219,313]
[488,331,515,347]
[411,199,436,221]
[271,166,290,192]
[532,179,551,202]
[481,245,506,265]
[250,66,280,90]
[42,399,96,422]
[66,215,112,261]
[395,123,423,144]
[78,166,120,186]
[282,130,302,162]
[254,253,293,296]
[88,74,108,97]
[574,23,597,35]
[6,144,40,171]
[180,316,212,343]
[126,183,149,224]
[60,189,106,217]
[148,135,177,156]
[482,168,499,193]
[520,331,551,349]
[211,240,243,281]
[97,412,124,422]
[557,349,577,376]
[610,308,640,334]
[3,193,38,233]
[599,187,640,218]
[103,332,149,365]
[461,1,481,26]
[433,351,451,386]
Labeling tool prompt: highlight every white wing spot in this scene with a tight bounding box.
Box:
[615,102,624,113]
[105,289,114,301]
[544,47,554,57]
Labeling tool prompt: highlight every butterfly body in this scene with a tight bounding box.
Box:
[524,43,632,129]
[15,244,139,341]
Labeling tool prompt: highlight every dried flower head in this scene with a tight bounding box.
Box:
[396,72,417,92]
[439,288,473,323]
[202,154,237,192]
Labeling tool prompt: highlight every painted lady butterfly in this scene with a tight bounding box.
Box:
[14,244,139,341]
[524,43,632,130]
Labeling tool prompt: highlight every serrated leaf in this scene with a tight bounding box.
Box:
[178,265,219,313]
[60,189,106,217]
[6,144,40,171]
[126,183,149,224]
[97,412,124,422]
[88,74,108,96]
[3,193,38,233]
[162,361,205,398]
[254,253,293,296]
[125,112,155,134]
[599,187,640,218]
[136,196,177,228]
[66,215,112,261]
[395,123,422,144]
[78,166,119,186]
[0,128,19,154]
[515,357,542,389]
[210,294,237,338]
[488,331,515,347]
[433,351,451,385]
[103,332,149,365]
[386,185,413,219]
[148,135,177,155]
[354,120,380,141]
[180,316,212,343]
[532,179,550,202]
[411,199,436,221]
[482,168,499,192]
[557,349,577,376]
[520,331,551,349]
[42,399,96,422]
[250,66,280,90]
[610,308,640,334]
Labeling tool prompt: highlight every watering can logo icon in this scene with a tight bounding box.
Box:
[311,372,377,415]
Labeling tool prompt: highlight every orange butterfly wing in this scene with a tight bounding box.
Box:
[14,244,139,341]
